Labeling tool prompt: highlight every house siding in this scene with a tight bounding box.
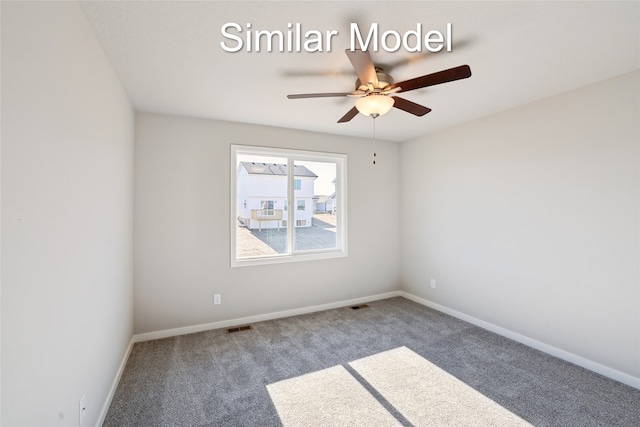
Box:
[237,163,315,230]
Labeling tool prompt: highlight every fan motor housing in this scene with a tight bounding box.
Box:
[356,69,394,91]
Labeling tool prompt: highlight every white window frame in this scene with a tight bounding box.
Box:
[231,145,347,267]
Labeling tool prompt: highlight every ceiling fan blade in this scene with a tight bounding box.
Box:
[345,49,378,87]
[287,92,350,99]
[337,106,359,123]
[391,96,432,116]
[390,65,471,93]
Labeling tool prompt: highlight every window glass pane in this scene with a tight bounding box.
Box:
[232,145,346,266]
[236,155,288,259]
[294,160,337,251]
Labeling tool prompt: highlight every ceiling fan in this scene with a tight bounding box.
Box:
[287,49,472,123]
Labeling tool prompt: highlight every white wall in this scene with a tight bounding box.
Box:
[1,2,134,426]
[134,113,400,334]
[400,71,640,383]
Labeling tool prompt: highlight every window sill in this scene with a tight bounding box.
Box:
[231,249,347,268]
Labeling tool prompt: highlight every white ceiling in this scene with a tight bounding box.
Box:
[79,1,639,143]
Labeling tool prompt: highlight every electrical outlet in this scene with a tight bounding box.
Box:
[79,395,86,425]
[214,294,221,305]
[430,279,436,289]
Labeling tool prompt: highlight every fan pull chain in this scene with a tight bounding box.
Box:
[372,115,377,165]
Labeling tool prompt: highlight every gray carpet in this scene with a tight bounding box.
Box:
[103,297,640,426]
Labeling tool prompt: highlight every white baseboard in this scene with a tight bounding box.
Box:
[399,291,640,390]
[132,291,402,343]
[97,337,135,427]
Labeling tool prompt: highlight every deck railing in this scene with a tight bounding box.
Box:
[250,209,283,231]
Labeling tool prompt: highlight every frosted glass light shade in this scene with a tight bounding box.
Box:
[355,95,395,117]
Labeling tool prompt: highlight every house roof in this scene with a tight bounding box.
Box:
[316,193,336,203]
[239,162,317,178]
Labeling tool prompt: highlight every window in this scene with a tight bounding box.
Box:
[260,200,276,216]
[232,145,347,266]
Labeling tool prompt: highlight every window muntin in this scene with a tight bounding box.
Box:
[231,145,346,266]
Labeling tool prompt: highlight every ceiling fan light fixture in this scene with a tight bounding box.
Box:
[355,94,394,117]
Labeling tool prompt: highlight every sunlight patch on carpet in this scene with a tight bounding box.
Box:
[349,346,532,426]
[266,365,402,427]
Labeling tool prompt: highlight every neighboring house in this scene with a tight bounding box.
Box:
[314,178,337,213]
[314,195,329,212]
[314,193,336,213]
[237,162,317,230]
